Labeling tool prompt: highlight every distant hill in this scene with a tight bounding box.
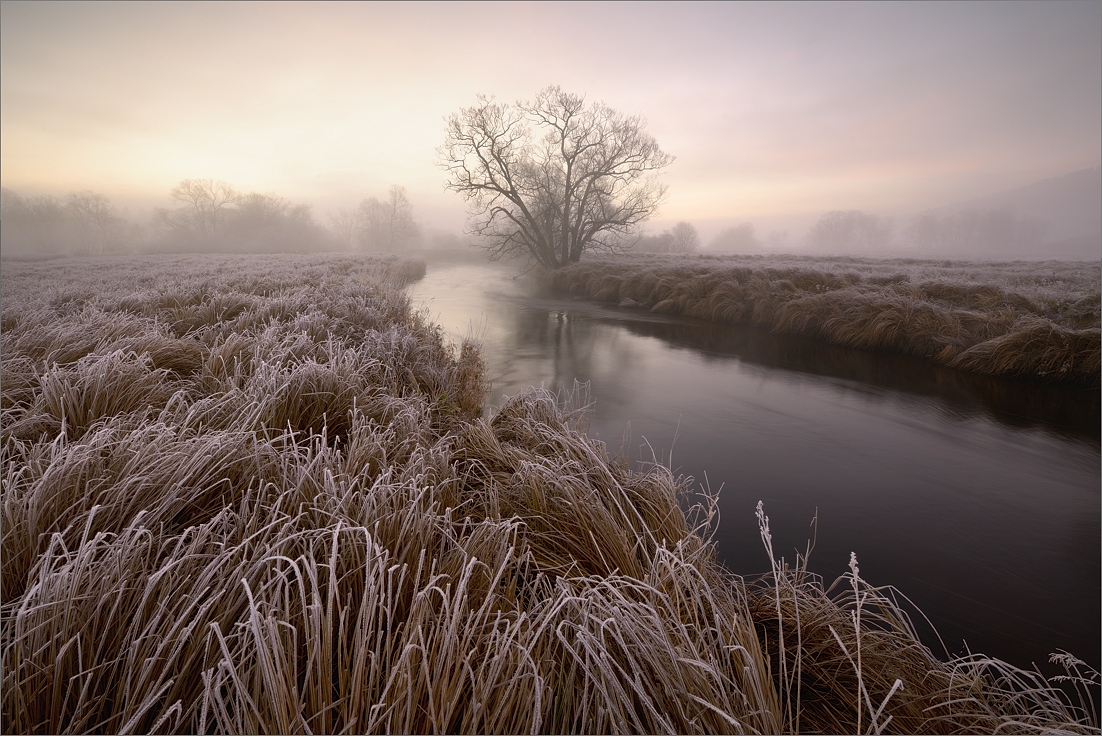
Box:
[933,166,1100,260]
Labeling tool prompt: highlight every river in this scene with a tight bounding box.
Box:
[409,258,1101,674]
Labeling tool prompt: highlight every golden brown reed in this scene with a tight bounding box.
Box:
[1,254,1096,734]
[751,506,1099,734]
[548,254,1101,385]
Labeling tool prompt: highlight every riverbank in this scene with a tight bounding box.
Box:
[547,254,1101,386]
[2,254,1096,734]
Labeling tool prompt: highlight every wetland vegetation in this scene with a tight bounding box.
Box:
[548,254,1101,386]
[1,254,1098,734]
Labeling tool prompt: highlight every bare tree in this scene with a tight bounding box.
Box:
[16,194,69,251]
[167,178,239,238]
[669,221,700,253]
[357,198,385,249]
[231,192,311,231]
[65,191,121,253]
[1,188,27,249]
[328,207,360,249]
[357,185,418,252]
[633,221,698,253]
[383,185,418,251]
[440,86,673,268]
[222,192,321,250]
[234,192,293,223]
[3,188,138,254]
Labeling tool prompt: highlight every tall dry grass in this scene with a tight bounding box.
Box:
[549,254,1101,385]
[2,254,1097,734]
[750,505,1099,734]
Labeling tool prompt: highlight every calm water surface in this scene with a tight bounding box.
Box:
[410,259,1101,673]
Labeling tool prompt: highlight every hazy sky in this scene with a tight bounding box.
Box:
[2,1,1099,234]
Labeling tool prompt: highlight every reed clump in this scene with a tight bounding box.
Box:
[2,254,1096,734]
[548,254,1101,385]
[749,506,1099,734]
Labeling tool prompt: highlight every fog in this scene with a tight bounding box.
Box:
[1,5,1099,718]
[697,165,1101,260]
[3,165,1097,261]
[1,2,1099,261]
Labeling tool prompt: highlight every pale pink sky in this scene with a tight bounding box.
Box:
[2,1,1099,236]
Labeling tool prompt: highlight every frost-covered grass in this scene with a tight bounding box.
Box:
[549,254,1101,385]
[1,254,1097,734]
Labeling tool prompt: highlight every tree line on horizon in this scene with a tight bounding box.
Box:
[0,82,1075,262]
[0,181,1052,261]
[704,208,1049,256]
[613,204,1048,258]
[0,180,443,258]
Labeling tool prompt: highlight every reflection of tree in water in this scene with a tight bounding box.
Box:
[418,265,1098,679]
[605,313,1099,441]
[506,307,643,412]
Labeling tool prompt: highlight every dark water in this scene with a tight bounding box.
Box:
[410,260,1101,674]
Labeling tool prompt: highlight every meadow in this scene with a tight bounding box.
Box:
[548,254,1101,385]
[1,254,1097,734]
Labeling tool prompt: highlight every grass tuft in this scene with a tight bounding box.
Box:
[548,254,1101,385]
[2,253,1095,734]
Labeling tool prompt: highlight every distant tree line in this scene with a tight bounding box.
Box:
[327,185,420,252]
[700,208,1046,255]
[632,221,700,254]
[904,208,1047,255]
[1,180,428,257]
[2,178,1051,260]
[151,178,331,253]
[1,188,139,255]
[804,208,1046,254]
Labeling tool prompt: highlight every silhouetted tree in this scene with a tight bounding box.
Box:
[222,192,323,250]
[153,180,327,251]
[357,185,418,252]
[2,188,140,254]
[9,193,69,251]
[440,86,673,268]
[634,222,699,253]
[328,208,360,249]
[669,221,700,253]
[160,178,240,239]
[65,191,121,253]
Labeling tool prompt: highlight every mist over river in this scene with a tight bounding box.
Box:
[409,259,1100,674]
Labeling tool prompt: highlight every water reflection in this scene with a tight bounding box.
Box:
[410,260,1100,674]
[605,315,1100,443]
